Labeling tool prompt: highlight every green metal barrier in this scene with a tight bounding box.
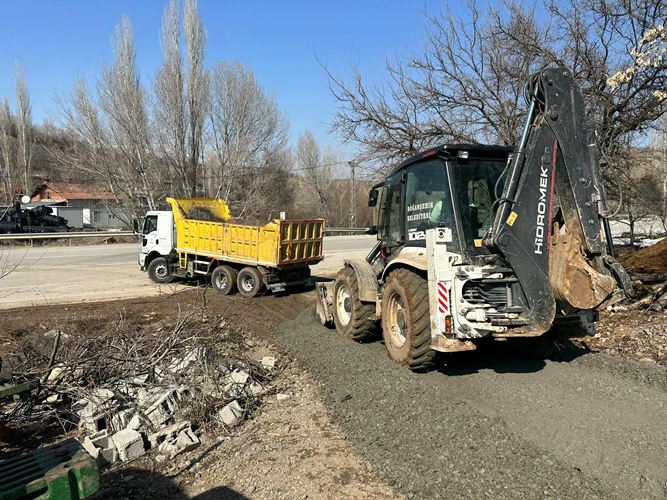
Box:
[0,440,99,499]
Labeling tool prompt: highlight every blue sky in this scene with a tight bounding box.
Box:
[0,0,445,153]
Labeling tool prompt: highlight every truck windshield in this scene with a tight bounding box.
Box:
[447,158,506,251]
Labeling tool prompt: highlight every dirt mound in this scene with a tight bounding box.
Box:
[620,237,667,273]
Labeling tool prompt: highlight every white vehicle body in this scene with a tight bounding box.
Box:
[138,211,174,269]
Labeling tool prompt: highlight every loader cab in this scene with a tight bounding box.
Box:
[370,144,512,261]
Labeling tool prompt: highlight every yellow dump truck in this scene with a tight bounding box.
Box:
[137,197,324,297]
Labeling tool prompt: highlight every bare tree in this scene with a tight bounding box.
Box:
[154,0,187,194]
[184,0,209,197]
[55,18,160,218]
[295,130,335,219]
[329,0,667,172]
[154,0,209,197]
[207,61,290,218]
[14,67,33,195]
[0,99,14,203]
[98,17,160,210]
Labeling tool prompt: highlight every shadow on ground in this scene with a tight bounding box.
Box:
[98,468,248,499]
[436,336,591,376]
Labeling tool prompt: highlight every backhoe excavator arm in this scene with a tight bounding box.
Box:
[483,66,631,335]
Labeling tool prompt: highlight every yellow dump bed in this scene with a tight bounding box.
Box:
[166,198,324,268]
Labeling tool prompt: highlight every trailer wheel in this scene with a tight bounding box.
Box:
[237,267,264,298]
[332,267,376,341]
[381,268,435,372]
[148,256,173,284]
[211,265,237,295]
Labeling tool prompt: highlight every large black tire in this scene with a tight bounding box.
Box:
[381,268,435,372]
[332,267,376,341]
[236,267,265,298]
[211,265,237,295]
[147,256,173,284]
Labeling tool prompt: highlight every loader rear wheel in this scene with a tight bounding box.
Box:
[148,257,173,284]
[237,267,264,298]
[332,267,376,341]
[211,265,237,295]
[381,268,435,372]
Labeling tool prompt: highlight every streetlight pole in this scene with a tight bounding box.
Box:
[349,160,357,228]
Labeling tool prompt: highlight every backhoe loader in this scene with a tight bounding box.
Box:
[316,66,632,371]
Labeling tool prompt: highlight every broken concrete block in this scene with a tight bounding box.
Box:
[112,428,145,462]
[276,393,290,401]
[89,429,111,449]
[98,446,119,465]
[144,389,179,427]
[261,356,276,369]
[81,437,100,460]
[247,382,264,397]
[148,420,191,448]
[156,426,199,459]
[218,400,243,427]
[229,369,250,385]
[174,427,200,455]
[128,414,146,431]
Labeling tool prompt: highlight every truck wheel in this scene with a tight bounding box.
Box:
[381,269,435,372]
[332,267,376,341]
[148,257,173,284]
[211,265,237,295]
[237,267,264,298]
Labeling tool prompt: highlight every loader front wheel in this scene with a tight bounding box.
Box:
[237,267,264,298]
[211,265,237,295]
[382,269,435,372]
[332,267,376,341]
[148,257,173,284]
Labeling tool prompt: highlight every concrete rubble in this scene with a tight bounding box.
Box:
[74,347,277,467]
[218,400,243,427]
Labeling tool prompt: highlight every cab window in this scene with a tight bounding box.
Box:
[403,158,458,250]
[379,173,403,246]
[143,215,158,234]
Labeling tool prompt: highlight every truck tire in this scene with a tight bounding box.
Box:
[148,256,173,284]
[211,265,237,295]
[237,267,264,298]
[332,267,376,341]
[381,268,435,372]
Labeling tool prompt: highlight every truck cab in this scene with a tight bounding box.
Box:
[138,210,174,279]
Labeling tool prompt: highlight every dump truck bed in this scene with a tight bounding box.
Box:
[167,198,324,268]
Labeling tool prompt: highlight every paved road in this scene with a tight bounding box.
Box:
[0,235,377,309]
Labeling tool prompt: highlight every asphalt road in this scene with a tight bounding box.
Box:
[0,235,377,309]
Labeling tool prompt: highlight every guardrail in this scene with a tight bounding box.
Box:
[325,227,369,235]
[0,228,371,243]
[0,231,135,244]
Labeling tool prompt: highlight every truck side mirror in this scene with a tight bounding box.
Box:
[132,218,140,234]
[368,189,379,207]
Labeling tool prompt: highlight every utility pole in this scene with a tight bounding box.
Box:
[349,160,356,228]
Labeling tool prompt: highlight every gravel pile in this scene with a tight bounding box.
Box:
[276,310,615,499]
